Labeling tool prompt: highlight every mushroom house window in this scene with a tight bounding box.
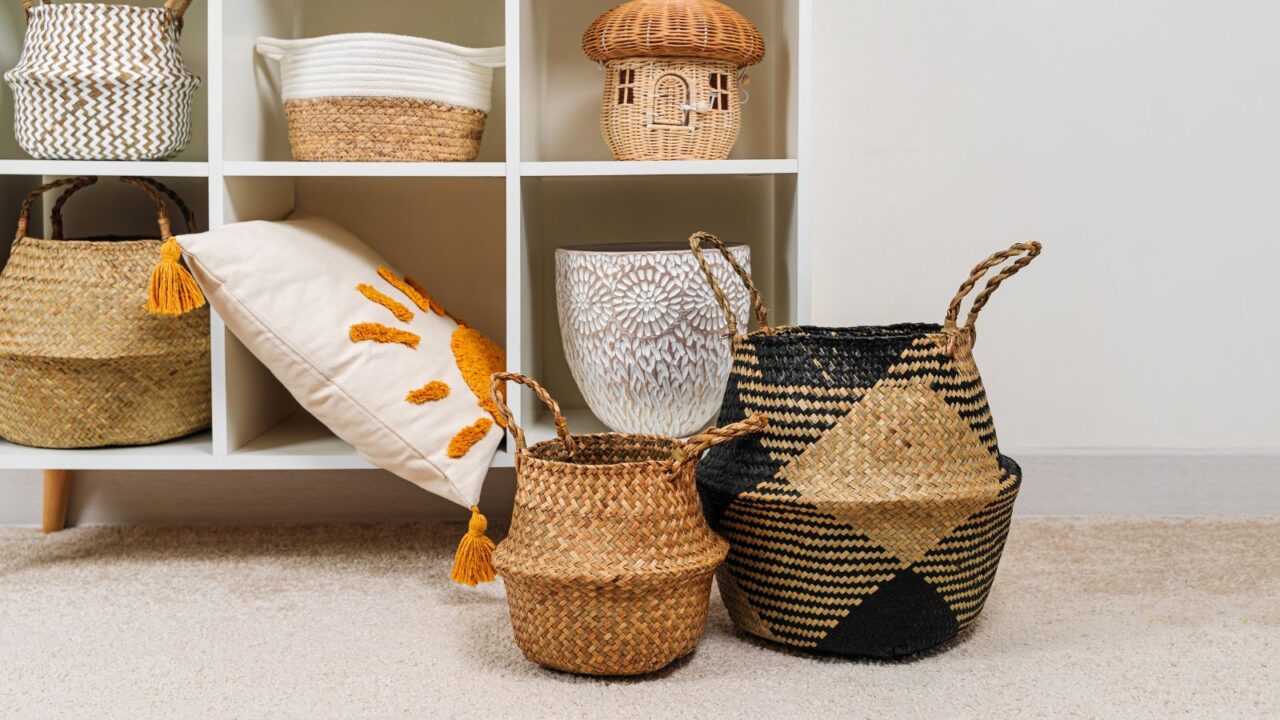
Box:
[710,73,730,110]
[617,68,636,105]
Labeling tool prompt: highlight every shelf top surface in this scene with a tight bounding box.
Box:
[0,160,799,179]
[0,160,211,177]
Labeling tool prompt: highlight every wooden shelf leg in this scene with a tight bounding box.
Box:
[42,470,72,534]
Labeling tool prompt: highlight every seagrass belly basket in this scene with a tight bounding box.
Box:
[689,233,1043,658]
[0,176,210,448]
[489,372,766,676]
[5,0,200,160]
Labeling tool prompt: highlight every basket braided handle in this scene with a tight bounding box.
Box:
[22,0,193,19]
[944,242,1043,348]
[44,176,198,240]
[671,413,768,476]
[689,231,771,337]
[15,176,96,240]
[119,176,199,236]
[489,372,576,455]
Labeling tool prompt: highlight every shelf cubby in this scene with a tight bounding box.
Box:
[0,0,810,483]
[518,173,799,443]
[219,174,506,461]
[519,0,801,163]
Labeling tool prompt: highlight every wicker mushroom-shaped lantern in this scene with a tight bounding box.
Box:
[584,0,765,161]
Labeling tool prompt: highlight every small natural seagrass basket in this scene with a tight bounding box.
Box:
[0,176,210,448]
[489,372,766,676]
[256,34,504,162]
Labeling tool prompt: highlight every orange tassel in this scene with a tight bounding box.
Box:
[451,506,497,587]
[148,237,206,316]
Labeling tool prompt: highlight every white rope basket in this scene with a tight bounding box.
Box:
[256,33,505,114]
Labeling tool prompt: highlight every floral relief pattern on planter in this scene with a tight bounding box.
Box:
[556,242,750,437]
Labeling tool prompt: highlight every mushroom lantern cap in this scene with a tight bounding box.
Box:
[583,0,766,67]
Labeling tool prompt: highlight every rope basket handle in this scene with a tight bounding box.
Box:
[14,176,95,240]
[688,231,771,337]
[671,413,768,476]
[944,241,1043,345]
[119,176,199,237]
[22,0,193,19]
[42,176,198,240]
[489,372,576,456]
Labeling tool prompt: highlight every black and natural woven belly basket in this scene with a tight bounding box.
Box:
[689,233,1043,659]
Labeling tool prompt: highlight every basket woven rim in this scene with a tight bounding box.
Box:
[24,3,173,15]
[521,432,684,469]
[738,322,947,343]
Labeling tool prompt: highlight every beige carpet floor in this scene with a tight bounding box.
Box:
[1,518,1277,719]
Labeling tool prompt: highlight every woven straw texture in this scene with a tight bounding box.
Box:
[0,177,210,448]
[257,33,502,163]
[283,97,485,163]
[583,0,765,66]
[689,233,1043,659]
[585,1,763,161]
[489,373,765,676]
[599,57,741,161]
[4,0,199,161]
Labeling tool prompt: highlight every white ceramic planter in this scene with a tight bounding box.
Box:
[556,242,750,437]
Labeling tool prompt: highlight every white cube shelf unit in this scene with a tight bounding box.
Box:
[0,1,812,493]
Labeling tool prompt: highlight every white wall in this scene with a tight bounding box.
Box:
[2,0,1277,526]
[812,0,1280,451]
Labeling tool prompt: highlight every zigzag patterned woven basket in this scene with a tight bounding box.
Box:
[4,0,200,161]
[489,373,765,676]
[689,233,1043,659]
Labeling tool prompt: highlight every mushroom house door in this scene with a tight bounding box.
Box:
[652,73,691,127]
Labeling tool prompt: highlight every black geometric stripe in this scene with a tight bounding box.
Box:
[887,335,1001,457]
[717,483,904,648]
[697,325,1024,657]
[699,330,924,518]
[912,457,1021,626]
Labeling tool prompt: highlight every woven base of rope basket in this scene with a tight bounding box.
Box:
[284,97,486,162]
[0,177,211,449]
[489,373,765,676]
[688,234,1043,659]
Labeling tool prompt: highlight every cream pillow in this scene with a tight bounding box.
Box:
[176,214,505,515]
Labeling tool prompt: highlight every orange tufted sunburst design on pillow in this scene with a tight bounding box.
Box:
[355,266,508,456]
[175,214,506,585]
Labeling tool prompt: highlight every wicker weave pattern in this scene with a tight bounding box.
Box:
[690,233,1042,658]
[0,176,210,448]
[490,372,765,675]
[284,97,486,162]
[600,58,741,161]
[5,1,199,160]
[583,0,765,66]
